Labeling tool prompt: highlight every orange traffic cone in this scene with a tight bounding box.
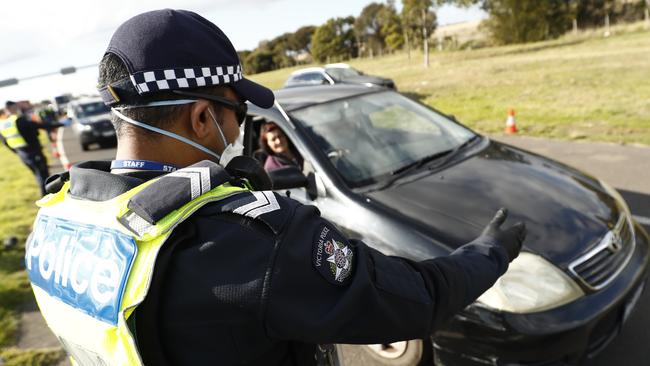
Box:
[505,109,518,134]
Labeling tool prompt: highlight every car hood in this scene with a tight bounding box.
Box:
[364,140,620,267]
[80,113,111,124]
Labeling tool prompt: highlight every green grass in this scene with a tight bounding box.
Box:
[250,22,650,146]
[0,148,41,349]
[0,133,53,366]
[0,347,65,366]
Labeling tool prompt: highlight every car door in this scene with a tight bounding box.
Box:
[246,112,365,240]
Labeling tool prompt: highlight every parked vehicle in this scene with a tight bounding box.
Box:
[283,63,396,90]
[69,97,116,151]
[54,93,73,113]
[244,84,649,366]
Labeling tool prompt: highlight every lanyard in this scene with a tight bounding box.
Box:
[110,159,178,172]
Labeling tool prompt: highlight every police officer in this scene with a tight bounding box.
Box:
[1,101,61,196]
[25,9,526,366]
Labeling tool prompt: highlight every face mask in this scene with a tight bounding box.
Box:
[207,108,243,166]
[112,100,242,167]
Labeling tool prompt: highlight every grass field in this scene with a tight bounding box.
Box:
[250,22,650,146]
[0,149,40,348]
[0,143,64,365]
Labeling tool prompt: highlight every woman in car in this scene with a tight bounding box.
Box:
[259,122,303,171]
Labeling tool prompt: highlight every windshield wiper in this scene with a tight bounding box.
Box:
[427,135,481,170]
[373,135,481,192]
[391,135,481,176]
[390,150,454,176]
[372,154,449,191]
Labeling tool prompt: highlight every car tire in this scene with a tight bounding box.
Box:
[338,340,423,366]
[81,143,89,151]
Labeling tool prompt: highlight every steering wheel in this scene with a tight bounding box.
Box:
[326,148,350,164]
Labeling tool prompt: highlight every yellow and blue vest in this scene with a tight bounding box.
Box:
[0,114,28,149]
[25,162,248,365]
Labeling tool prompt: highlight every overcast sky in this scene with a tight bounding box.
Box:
[0,0,485,103]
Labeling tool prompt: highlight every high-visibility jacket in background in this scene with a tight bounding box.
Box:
[0,114,28,149]
[25,161,247,365]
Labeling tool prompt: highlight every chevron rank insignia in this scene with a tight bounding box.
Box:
[313,224,354,286]
[125,160,230,225]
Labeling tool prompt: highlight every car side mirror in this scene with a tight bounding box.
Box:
[268,166,309,190]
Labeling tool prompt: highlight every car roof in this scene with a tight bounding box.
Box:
[324,63,351,69]
[289,67,326,76]
[274,84,381,111]
[288,63,353,77]
[71,97,103,106]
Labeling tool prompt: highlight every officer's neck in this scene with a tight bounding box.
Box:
[114,137,207,172]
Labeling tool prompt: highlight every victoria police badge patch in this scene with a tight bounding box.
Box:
[313,224,354,285]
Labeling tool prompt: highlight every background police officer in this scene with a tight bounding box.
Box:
[1,101,61,196]
[28,9,526,366]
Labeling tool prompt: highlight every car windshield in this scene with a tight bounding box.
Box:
[290,91,476,187]
[77,102,110,117]
[55,95,70,105]
[325,67,360,80]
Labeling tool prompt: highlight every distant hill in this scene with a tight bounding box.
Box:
[433,20,486,45]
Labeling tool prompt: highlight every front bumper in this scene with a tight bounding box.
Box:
[433,221,650,366]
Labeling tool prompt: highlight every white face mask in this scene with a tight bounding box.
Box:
[207,108,243,166]
[111,100,243,167]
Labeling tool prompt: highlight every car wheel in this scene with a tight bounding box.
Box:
[81,143,89,151]
[338,340,423,366]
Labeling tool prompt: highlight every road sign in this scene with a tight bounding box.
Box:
[60,67,77,75]
[0,78,19,88]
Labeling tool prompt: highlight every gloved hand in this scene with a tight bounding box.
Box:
[480,208,526,262]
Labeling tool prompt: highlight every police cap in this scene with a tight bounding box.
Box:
[98,9,274,109]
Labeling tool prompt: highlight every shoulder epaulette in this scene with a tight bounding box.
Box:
[198,190,296,234]
[127,160,234,224]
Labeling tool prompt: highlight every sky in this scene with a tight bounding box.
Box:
[0,0,486,104]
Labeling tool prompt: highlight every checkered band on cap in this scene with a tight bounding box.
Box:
[129,65,243,94]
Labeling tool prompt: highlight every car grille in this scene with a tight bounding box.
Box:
[569,214,635,291]
[96,120,114,131]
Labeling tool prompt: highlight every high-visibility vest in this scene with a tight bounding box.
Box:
[0,115,28,149]
[25,163,248,365]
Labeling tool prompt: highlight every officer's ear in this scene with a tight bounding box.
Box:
[188,100,215,140]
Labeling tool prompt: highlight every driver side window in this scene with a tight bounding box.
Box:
[252,118,304,173]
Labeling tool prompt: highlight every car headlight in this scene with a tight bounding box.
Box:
[80,124,93,131]
[476,252,584,313]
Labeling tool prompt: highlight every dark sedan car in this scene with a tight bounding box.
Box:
[69,97,116,151]
[244,85,648,366]
[283,63,396,90]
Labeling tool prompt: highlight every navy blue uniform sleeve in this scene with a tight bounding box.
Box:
[15,118,42,149]
[264,203,508,344]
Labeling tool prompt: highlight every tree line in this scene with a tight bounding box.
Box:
[239,0,650,74]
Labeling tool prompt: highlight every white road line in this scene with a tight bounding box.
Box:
[633,215,650,226]
[56,126,71,170]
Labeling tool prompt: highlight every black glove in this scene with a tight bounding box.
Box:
[480,208,526,262]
